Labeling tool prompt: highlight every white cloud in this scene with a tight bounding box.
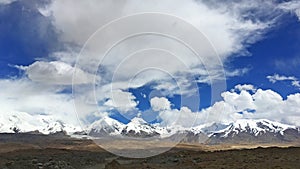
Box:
[292,80,300,87]
[104,90,138,113]
[267,74,297,83]
[226,68,250,77]
[278,1,300,21]
[197,101,242,124]
[48,0,282,57]
[150,97,171,112]
[267,73,300,88]
[232,84,257,92]
[158,106,197,128]
[0,79,80,126]
[202,86,300,126]
[18,61,95,85]
[0,0,16,5]
[222,90,256,112]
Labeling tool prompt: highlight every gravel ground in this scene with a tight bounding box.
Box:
[0,134,299,169]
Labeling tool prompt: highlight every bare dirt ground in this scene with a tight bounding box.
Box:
[0,134,300,169]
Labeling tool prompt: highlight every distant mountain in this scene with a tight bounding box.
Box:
[208,119,300,144]
[87,117,300,144]
[1,113,300,145]
[0,112,81,135]
[88,117,171,138]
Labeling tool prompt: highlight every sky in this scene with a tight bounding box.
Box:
[1,0,300,129]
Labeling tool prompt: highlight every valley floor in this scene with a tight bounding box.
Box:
[0,134,299,169]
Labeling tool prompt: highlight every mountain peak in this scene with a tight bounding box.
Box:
[129,117,147,125]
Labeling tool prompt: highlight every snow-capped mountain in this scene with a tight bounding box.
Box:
[88,116,125,137]
[87,117,300,144]
[88,116,171,138]
[88,116,190,138]
[1,112,300,144]
[209,119,300,144]
[121,117,160,137]
[0,112,82,135]
[213,119,297,137]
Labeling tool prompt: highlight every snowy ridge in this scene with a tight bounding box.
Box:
[0,111,82,135]
[89,117,187,138]
[214,119,298,137]
[88,117,300,142]
[1,112,299,143]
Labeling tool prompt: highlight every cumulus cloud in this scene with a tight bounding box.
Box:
[206,87,300,126]
[155,84,300,127]
[267,74,300,88]
[150,97,171,112]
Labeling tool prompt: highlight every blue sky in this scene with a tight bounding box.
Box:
[1,0,300,127]
[226,13,300,98]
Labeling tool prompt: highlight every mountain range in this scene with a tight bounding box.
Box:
[1,112,300,144]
